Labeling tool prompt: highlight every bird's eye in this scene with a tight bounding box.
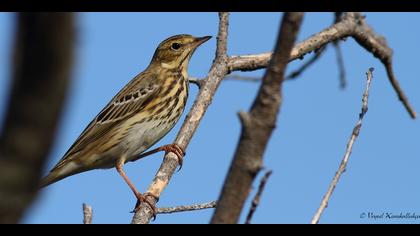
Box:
[171,42,181,51]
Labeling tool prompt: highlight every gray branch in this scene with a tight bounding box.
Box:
[83,203,93,224]
[157,201,217,214]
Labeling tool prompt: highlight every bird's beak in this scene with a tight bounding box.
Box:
[194,36,212,46]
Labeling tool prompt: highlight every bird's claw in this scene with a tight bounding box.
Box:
[131,192,159,221]
[161,144,185,172]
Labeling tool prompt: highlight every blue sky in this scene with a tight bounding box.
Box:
[1,13,419,224]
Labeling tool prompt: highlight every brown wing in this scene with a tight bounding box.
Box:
[51,72,160,171]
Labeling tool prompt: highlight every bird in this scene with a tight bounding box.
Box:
[40,34,212,214]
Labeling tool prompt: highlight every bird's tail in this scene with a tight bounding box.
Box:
[39,171,63,188]
[39,162,80,188]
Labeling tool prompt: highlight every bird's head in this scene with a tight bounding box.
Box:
[150,34,212,70]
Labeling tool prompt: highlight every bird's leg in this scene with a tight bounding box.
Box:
[133,143,185,171]
[115,160,158,218]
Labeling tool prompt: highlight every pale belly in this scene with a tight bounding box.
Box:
[123,116,179,161]
[90,118,179,169]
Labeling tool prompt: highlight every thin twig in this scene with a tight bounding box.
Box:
[333,41,347,89]
[157,201,217,214]
[311,67,375,224]
[225,74,261,83]
[82,203,93,224]
[286,46,327,80]
[245,170,273,224]
[333,12,347,89]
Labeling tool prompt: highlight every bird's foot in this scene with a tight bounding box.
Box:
[131,192,159,220]
[158,144,185,171]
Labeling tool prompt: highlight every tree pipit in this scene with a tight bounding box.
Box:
[40,34,212,216]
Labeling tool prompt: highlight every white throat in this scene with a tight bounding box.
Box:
[161,62,176,69]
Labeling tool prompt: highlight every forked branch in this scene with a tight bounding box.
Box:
[228,12,415,118]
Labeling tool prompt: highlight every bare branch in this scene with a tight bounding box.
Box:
[351,13,415,118]
[131,12,230,224]
[245,170,273,224]
[157,201,216,214]
[83,203,93,224]
[211,12,304,224]
[311,67,375,224]
[223,13,343,86]
[0,13,74,224]
[227,14,356,72]
[228,12,415,119]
